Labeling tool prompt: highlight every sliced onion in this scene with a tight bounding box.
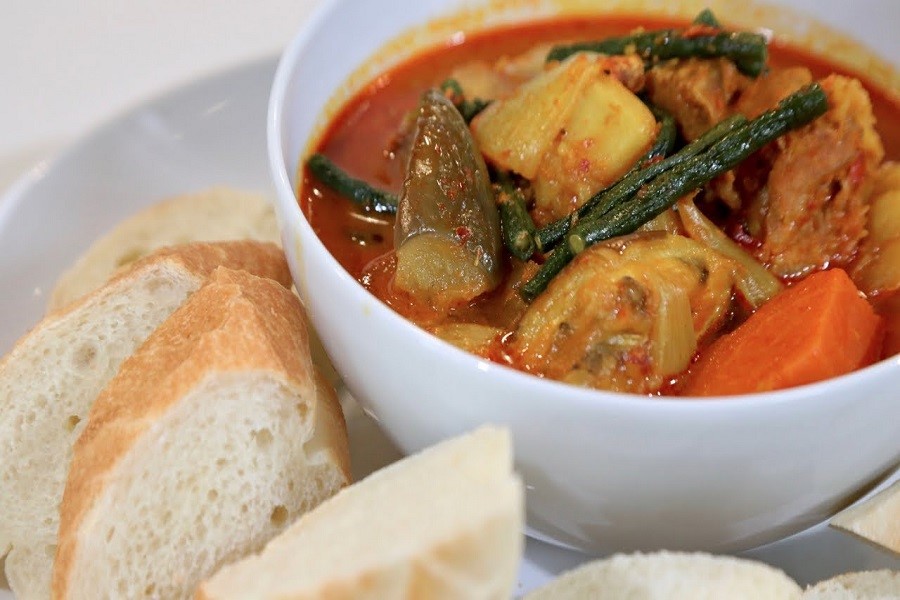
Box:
[678,198,783,308]
[651,276,698,377]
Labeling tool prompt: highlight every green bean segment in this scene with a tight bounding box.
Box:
[521,83,828,301]
[439,78,491,123]
[496,174,538,260]
[547,29,767,76]
[536,112,744,250]
[306,153,398,214]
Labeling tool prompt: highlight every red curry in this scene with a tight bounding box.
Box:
[300,16,900,396]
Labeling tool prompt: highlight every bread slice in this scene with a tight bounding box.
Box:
[0,241,291,600]
[802,570,900,598]
[52,267,350,600]
[831,481,900,555]
[197,426,523,600]
[48,187,281,311]
[524,551,802,599]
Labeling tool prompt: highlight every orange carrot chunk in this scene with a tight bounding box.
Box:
[684,269,884,396]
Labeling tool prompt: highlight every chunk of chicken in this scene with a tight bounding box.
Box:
[448,44,552,102]
[510,233,738,393]
[451,47,646,103]
[743,75,885,278]
[646,58,749,141]
[733,67,813,118]
[707,67,814,210]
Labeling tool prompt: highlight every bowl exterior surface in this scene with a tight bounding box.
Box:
[269,0,900,552]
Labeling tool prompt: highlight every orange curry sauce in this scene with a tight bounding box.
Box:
[299,16,900,393]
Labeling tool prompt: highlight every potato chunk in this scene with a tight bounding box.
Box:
[472,53,656,223]
[471,53,597,179]
[531,73,657,222]
[852,162,900,297]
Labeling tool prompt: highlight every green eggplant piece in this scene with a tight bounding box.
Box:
[394,89,502,311]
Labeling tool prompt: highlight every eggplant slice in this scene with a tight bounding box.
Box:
[394,89,502,312]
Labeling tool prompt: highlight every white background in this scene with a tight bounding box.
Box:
[0,0,323,191]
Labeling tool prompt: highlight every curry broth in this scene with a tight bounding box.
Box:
[299,16,900,390]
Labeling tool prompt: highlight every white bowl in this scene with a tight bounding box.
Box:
[269,0,900,553]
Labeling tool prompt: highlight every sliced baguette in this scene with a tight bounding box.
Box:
[53,267,350,600]
[524,551,802,599]
[802,570,900,598]
[831,481,900,556]
[197,426,523,600]
[0,241,291,600]
[48,187,281,311]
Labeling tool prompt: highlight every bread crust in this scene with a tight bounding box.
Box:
[84,240,292,312]
[48,188,282,311]
[0,241,294,599]
[38,239,291,324]
[51,267,347,598]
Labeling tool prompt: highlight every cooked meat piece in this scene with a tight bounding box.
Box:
[709,67,813,211]
[510,233,737,393]
[594,54,646,93]
[646,58,749,141]
[747,75,885,277]
[448,44,552,102]
[733,67,813,118]
[451,48,645,103]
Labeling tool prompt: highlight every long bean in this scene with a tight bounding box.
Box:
[547,30,767,76]
[306,153,398,214]
[439,78,490,123]
[536,113,745,250]
[496,174,538,260]
[692,8,721,28]
[521,83,828,301]
[645,107,678,164]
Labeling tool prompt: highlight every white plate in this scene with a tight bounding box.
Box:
[0,57,897,599]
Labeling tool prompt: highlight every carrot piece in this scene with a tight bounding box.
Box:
[683,269,884,396]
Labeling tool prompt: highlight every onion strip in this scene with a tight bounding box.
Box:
[677,198,783,308]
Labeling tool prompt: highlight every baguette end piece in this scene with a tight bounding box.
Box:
[48,188,282,312]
